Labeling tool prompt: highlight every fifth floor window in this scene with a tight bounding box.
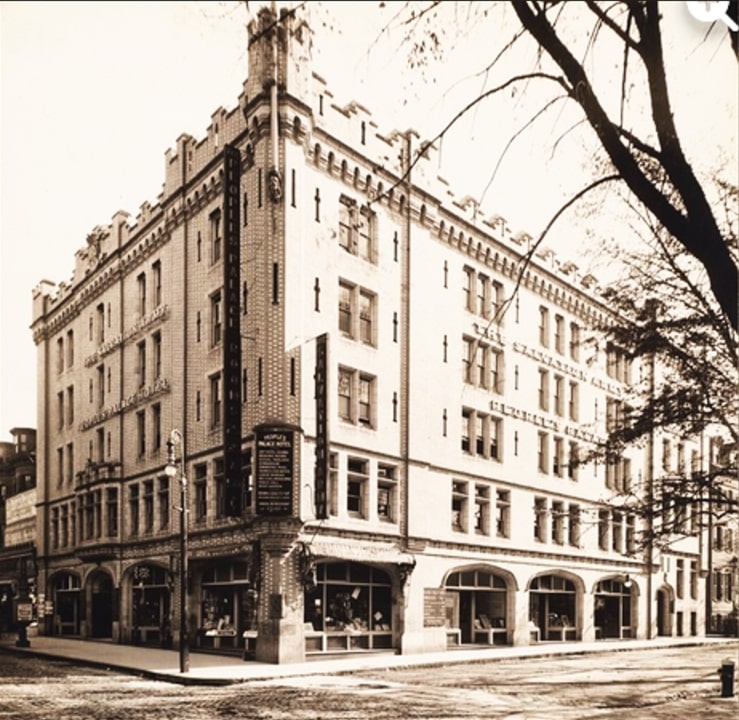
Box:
[338,197,375,262]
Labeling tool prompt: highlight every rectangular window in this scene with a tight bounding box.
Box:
[377,463,397,522]
[568,441,580,480]
[552,437,563,477]
[626,514,636,554]
[214,458,226,518]
[358,375,372,425]
[96,428,104,463]
[211,291,223,346]
[210,374,222,428]
[152,331,162,380]
[151,403,161,451]
[158,477,169,530]
[52,508,60,549]
[477,274,489,318]
[689,560,698,599]
[194,464,207,522]
[568,381,579,421]
[338,198,375,262]
[137,340,146,388]
[359,289,374,344]
[452,480,468,532]
[337,367,374,427]
[496,489,510,538]
[137,274,146,317]
[57,337,64,374]
[210,209,222,263]
[551,500,564,544]
[96,303,105,344]
[490,348,503,394]
[136,410,146,457]
[57,391,64,430]
[461,408,471,453]
[338,368,352,421]
[67,386,74,426]
[568,504,581,546]
[357,207,373,261]
[538,369,549,411]
[676,559,684,599]
[538,432,549,474]
[106,488,118,537]
[569,322,580,361]
[474,484,490,535]
[97,365,105,409]
[338,281,375,345]
[338,281,353,335]
[534,497,547,542]
[143,480,154,534]
[152,260,162,307]
[553,375,564,416]
[129,484,139,536]
[339,198,353,252]
[612,511,623,553]
[66,330,74,368]
[66,443,74,485]
[598,509,609,550]
[491,281,504,324]
[489,416,501,460]
[463,267,475,312]
[554,314,564,354]
[538,306,549,347]
[347,456,368,517]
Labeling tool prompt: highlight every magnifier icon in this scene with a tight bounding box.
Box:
[686,1,739,30]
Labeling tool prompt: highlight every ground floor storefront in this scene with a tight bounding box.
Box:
[35,540,704,663]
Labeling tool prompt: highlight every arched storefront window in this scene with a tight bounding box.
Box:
[304,562,393,652]
[130,564,169,646]
[594,578,634,640]
[529,574,578,641]
[52,572,81,636]
[445,569,509,645]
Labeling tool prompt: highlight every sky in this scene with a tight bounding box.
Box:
[1,1,737,436]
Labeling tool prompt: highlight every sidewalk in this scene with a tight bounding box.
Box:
[1,634,736,686]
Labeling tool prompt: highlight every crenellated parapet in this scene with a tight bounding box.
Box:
[32,1,612,336]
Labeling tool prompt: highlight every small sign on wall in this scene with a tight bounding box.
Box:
[16,601,33,623]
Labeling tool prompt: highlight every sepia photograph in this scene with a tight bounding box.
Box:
[0,1,737,717]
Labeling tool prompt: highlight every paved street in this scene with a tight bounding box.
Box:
[1,641,736,719]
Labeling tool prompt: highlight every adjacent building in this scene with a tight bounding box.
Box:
[29,4,714,662]
[0,428,37,635]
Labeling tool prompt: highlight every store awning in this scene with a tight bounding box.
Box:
[299,536,415,566]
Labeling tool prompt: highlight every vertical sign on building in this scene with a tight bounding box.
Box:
[223,143,242,516]
[314,333,329,519]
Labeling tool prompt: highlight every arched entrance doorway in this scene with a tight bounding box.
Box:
[529,574,579,641]
[51,572,81,636]
[303,561,394,653]
[444,568,510,645]
[88,571,114,639]
[594,577,635,639]
[656,586,673,636]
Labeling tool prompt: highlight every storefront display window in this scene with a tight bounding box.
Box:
[303,562,393,652]
[131,564,169,646]
[198,561,255,652]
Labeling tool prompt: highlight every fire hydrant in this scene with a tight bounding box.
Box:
[718,658,735,698]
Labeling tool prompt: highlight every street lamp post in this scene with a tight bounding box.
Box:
[165,429,189,674]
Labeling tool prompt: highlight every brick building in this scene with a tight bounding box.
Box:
[30,5,709,662]
[0,428,37,635]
